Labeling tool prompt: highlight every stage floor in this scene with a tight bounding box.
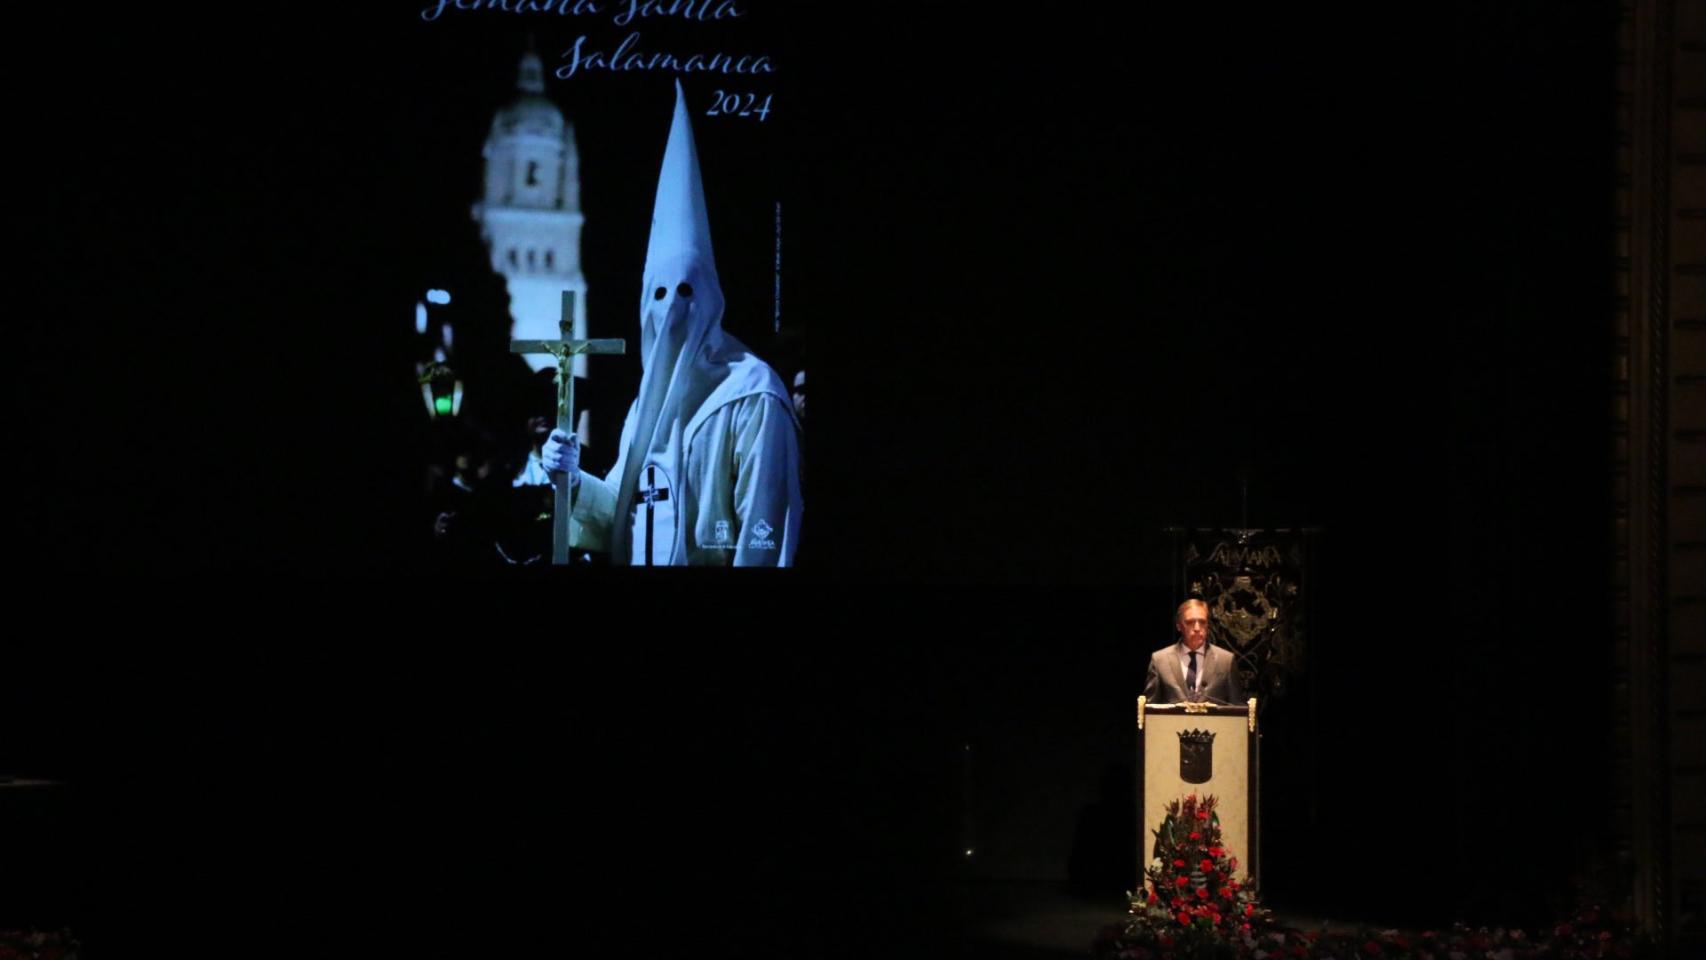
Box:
[950,879,1376,958]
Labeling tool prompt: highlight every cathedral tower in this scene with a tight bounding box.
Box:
[471,45,589,376]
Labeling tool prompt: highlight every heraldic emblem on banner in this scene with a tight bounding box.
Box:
[1170,527,1317,704]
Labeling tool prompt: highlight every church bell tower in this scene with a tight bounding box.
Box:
[471,43,590,377]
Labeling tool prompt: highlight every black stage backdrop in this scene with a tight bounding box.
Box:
[11,2,1613,957]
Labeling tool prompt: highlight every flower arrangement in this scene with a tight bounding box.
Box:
[1095,797,1654,960]
[1115,793,1270,959]
[0,928,79,960]
[1097,910,1655,960]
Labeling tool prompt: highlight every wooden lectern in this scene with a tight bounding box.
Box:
[1136,698,1260,887]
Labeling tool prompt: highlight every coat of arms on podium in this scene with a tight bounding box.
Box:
[1178,729,1215,784]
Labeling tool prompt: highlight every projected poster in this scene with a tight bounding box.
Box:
[402,1,802,568]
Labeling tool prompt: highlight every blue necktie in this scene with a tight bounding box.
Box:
[1187,650,1199,697]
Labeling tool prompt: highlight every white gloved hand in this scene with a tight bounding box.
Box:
[541,429,580,486]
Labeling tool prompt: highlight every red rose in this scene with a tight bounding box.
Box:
[1222,888,1235,900]
[1230,881,1241,891]
[1242,923,1252,933]
[1200,858,1215,872]
[1196,810,1209,820]
[1190,831,1202,841]
[1175,876,1189,888]
[1195,886,1210,900]
[1173,859,1187,868]
[1246,904,1256,918]
[1229,858,1239,871]
[1147,891,1158,905]
[1208,846,1223,858]
[1178,912,1193,926]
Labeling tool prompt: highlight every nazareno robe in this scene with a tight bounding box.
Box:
[569,341,801,566]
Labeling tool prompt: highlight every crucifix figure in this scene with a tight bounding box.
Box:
[510,290,626,564]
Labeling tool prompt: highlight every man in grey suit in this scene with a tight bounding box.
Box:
[1143,599,1246,704]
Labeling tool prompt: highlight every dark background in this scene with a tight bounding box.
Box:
[10,1,1615,957]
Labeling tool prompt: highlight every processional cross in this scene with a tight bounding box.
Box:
[510,291,626,565]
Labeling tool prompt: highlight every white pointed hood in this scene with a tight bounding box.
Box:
[637,79,725,367]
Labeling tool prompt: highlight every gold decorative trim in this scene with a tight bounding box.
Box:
[1137,696,1147,729]
[1183,701,1210,714]
[1248,698,1257,732]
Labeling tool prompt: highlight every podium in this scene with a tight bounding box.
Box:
[1136,698,1260,887]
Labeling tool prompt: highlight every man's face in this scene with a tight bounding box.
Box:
[528,415,551,446]
[791,369,806,420]
[1176,602,1209,650]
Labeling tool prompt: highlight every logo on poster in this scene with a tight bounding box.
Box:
[747,518,776,550]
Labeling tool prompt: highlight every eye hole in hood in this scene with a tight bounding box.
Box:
[649,281,699,302]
